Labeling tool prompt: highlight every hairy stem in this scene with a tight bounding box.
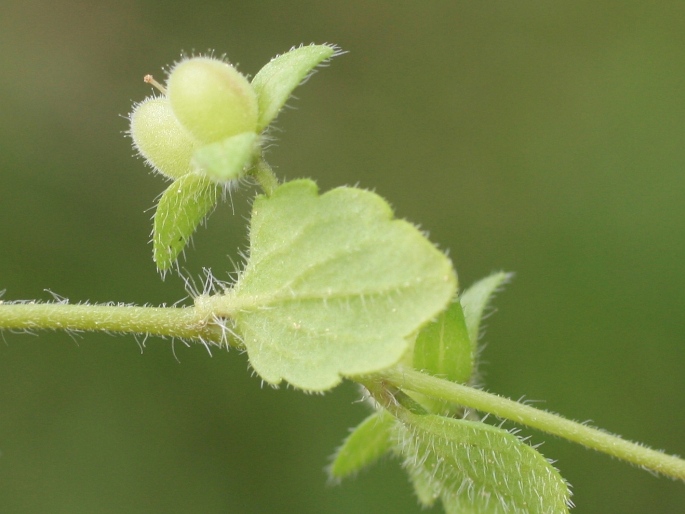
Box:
[252,158,279,196]
[3,299,683,482]
[0,302,222,342]
[378,366,685,481]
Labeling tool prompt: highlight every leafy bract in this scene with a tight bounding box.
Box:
[397,413,571,514]
[460,271,512,344]
[223,180,456,391]
[153,173,218,271]
[252,44,337,132]
[328,410,394,480]
[192,132,258,182]
[413,299,473,384]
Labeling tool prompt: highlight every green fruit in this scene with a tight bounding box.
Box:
[168,57,259,143]
[130,97,199,180]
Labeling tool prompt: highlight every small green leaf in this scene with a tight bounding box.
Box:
[222,179,456,391]
[460,272,512,344]
[328,410,394,480]
[153,173,219,271]
[192,132,258,182]
[252,44,338,132]
[396,413,572,514]
[413,299,472,384]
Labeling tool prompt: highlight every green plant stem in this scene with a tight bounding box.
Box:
[252,158,279,196]
[0,302,222,341]
[3,299,683,482]
[378,366,685,482]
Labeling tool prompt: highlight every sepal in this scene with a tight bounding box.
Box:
[192,132,259,182]
[328,410,394,480]
[153,173,219,272]
[252,44,339,131]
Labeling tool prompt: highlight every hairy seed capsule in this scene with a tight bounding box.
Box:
[130,97,199,179]
[167,57,259,143]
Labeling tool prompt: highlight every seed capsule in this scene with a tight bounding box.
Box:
[129,97,199,180]
[167,57,259,144]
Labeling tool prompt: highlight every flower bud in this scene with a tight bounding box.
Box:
[167,57,258,143]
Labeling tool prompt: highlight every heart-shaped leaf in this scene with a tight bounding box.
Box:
[396,413,572,514]
[220,180,456,391]
[328,410,395,480]
[153,173,219,271]
[252,44,338,132]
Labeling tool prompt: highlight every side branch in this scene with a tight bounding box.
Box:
[379,366,685,481]
[0,302,222,342]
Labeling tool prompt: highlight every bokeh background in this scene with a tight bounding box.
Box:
[1,2,684,513]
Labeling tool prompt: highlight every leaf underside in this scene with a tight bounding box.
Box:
[397,413,571,514]
[153,173,219,271]
[224,179,457,391]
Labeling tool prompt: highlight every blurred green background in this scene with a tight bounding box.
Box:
[1,2,684,512]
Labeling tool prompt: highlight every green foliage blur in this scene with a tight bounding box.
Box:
[1,2,684,512]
